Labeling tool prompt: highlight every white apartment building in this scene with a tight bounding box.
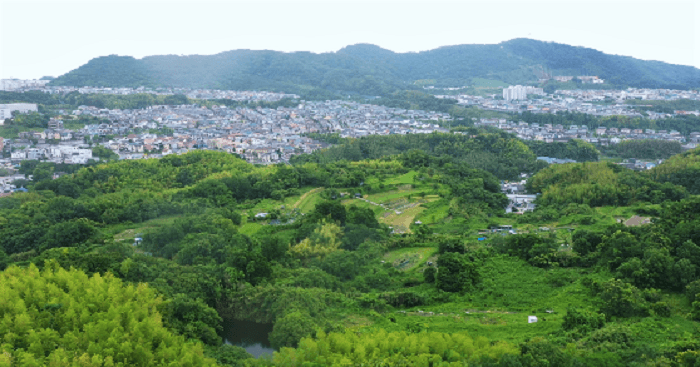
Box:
[0,79,49,91]
[503,85,544,101]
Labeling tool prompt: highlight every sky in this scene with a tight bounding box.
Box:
[0,0,698,79]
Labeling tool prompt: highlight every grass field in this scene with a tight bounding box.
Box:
[354,255,608,344]
[383,247,438,273]
[239,221,264,236]
[382,171,418,185]
[382,205,425,233]
[414,196,449,225]
[350,185,441,233]
[513,205,649,235]
[293,187,324,212]
[111,215,181,241]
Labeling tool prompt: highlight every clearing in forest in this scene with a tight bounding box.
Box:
[383,247,438,272]
[382,205,425,233]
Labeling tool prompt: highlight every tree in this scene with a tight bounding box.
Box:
[40,218,102,251]
[0,249,9,271]
[92,145,119,161]
[268,311,318,349]
[32,164,54,182]
[598,278,649,318]
[423,266,436,283]
[347,205,380,228]
[0,262,218,367]
[572,229,603,258]
[562,307,605,333]
[438,237,465,254]
[289,221,343,258]
[313,200,347,225]
[160,294,222,346]
[164,94,189,105]
[686,279,700,303]
[436,252,479,293]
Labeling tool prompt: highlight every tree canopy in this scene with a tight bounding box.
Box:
[0,262,217,367]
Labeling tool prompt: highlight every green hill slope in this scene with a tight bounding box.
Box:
[4,144,700,366]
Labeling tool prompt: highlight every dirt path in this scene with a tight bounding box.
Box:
[292,187,324,209]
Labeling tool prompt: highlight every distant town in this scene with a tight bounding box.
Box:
[1,79,699,183]
[439,85,700,118]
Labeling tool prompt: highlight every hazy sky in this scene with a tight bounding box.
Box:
[1,0,698,79]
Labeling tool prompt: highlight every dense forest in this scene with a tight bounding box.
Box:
[291,131,548,180]
[600,140,683,160]
[294,131,603,178]
[4,134,700,366]
[648,148,700,194]
[50,39,700,98]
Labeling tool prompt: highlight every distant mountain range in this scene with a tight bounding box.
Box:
[50,38,700,98]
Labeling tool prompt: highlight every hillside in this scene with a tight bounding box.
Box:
[50,39,700,97]
[3,148,700,366]
[6,136,700,366]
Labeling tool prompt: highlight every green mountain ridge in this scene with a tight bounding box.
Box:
[51,38,700,97]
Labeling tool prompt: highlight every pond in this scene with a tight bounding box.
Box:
[221,319,275,358]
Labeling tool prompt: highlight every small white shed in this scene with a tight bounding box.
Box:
[528,316,538,323]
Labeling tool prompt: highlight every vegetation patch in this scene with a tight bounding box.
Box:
[384,247,438,272]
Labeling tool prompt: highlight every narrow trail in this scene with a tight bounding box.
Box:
[292,187,324,210]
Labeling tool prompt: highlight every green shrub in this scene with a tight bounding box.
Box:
[651,302,671,317]
[686,280,700,303]
[598,278,649,318]
[424,266,436,283]
[269,310,318,349]
[562,307,606,332]
[436,252,479,293]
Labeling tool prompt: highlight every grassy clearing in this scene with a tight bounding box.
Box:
[513,205,652,235]
[383,205,425,233]
[110,215,181,241]
[294,187,325,213]
[355,256,604,344]
[383,247,438,273]
[239,221,264,236]
[369,311,562,345]
[349,185,440,233]
[383,171,418,185]
[242,194,304,216]
[367,189,433,204]
[414,198,450,224]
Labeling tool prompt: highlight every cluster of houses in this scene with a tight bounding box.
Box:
[0,174,29,194]
[3,83,700,170]
[8,144,93,164]
[616,158,662,171]
[555,88,700,102]
[78,101,449,163]
[438,87,700,118]
[38,85,299,103]
[474,118,698,149]
[500,177,539,214]
[449,94,646,117]
[3,97,451,165]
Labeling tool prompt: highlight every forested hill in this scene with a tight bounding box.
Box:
[51,38,700,97]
